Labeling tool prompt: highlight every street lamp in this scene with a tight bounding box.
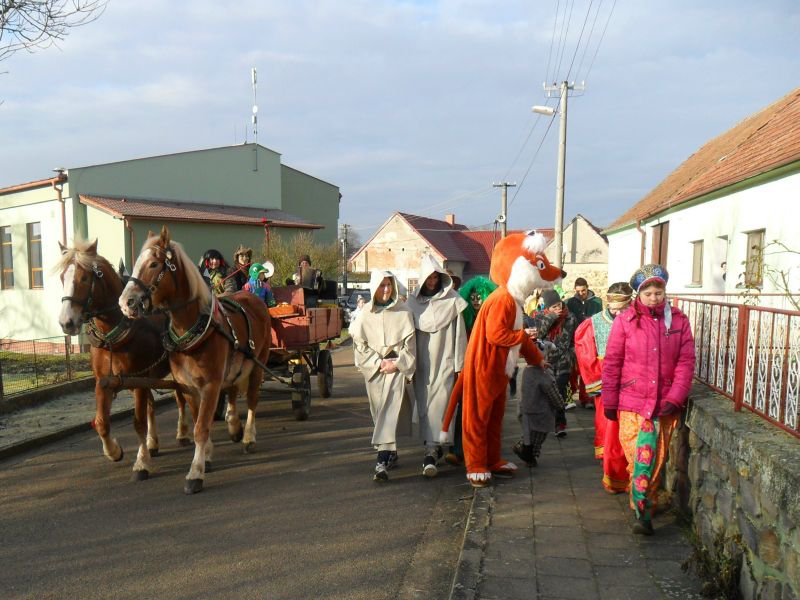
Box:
[532,81,573,269]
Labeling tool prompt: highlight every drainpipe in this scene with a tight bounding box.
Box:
[635,219,646,266]
[124,217,136,267]
[51,169,68,245]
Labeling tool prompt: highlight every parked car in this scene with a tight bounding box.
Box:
[343,289,371,326]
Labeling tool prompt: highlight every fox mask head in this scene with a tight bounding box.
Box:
[490,230,566,303]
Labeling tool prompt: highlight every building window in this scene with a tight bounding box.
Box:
[1,226,13,289]
[27,222,43,289]
[744,229,765,288]
[407,278,418,295]
[690,240,704,285]
[651,222,669,266]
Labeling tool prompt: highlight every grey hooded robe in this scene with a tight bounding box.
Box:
[350,270,417,448]
[406,255,468,447]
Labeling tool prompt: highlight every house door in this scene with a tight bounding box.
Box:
[651,222,669,266]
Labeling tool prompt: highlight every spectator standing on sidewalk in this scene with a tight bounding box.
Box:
[574,281,634,494]
[350,270,417,482]
[525,288,578,437]
[566,277,603,408]
[602,264,695,535]
[513,340,564,467]
[407,254,468,478]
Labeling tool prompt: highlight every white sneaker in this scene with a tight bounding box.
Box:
[422,455,438,478]
[374,463,388,482]
[564,401,577,411]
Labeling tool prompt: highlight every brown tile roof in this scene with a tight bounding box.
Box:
[608,87,800,231]
[398,212,470,261]
[80,195,322,229]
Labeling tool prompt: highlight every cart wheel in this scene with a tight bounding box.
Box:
[317,349,334,398]
[291,364,312,421]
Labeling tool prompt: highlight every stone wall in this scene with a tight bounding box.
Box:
[666,384,800,599]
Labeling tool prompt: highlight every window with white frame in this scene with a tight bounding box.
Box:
[744,229,765,288]
[407,278,418,295]
[27,222,43,289]
[691,240,704,285]
[1,226,13,289]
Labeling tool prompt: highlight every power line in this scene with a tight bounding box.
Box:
[581,0,617,83]
[544,0,562,86]
[565,0,596,83]
[574,0,604,82]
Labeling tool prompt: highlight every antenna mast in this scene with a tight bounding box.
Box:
[251,67,258,144]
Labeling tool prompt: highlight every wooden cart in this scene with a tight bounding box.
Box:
[265,286,342,421]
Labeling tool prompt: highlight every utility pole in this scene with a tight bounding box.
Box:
[492,182,516,238]
[340,224,349,293]
[541,80,584,268]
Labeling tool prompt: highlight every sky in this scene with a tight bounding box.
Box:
[1,0,799,243]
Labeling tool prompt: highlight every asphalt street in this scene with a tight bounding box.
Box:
[0,347,470,600]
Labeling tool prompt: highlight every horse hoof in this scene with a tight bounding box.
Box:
[132,470,150,481]
[231,428,244,443]
[148,448,160,457]
[243,442,256,454]
[184,479,204,495]
[113,448,124,462]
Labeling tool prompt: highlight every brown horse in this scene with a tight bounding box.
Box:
[56,239,191,480]
[119,226,271,494]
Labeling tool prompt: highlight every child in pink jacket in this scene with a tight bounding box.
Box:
[601,264,695,536]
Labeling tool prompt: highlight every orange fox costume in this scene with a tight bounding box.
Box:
[442,231,565,487]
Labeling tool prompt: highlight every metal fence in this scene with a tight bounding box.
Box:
[674,297,800,439]
[0,336,92,400]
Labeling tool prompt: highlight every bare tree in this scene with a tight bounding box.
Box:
[1,0,107,62]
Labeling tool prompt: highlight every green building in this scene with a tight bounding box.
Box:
[0,143,339,341]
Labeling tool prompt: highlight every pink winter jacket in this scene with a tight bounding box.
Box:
[601,302,696,420]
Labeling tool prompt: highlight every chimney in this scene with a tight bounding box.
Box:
[445,213,455,226]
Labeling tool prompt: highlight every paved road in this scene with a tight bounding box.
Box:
[0,348,469,600]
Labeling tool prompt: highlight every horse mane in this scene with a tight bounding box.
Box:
[142,233,211,308]
[52,238,116,281]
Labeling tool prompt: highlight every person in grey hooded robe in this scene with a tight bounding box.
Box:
[407,254,468,477]
[350,270,417,482]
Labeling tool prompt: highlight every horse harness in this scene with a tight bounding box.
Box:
[62,260,135,350]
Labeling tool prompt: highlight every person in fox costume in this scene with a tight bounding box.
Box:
[441,230,565,488]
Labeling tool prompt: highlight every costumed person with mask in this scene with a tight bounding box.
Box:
[440,275,497,466]
[231,244,253,291]
[442,231,565,488]
[243,262,277,307]
[350,270,417,482]
[602,264,695,535]
[199,249,236,296]
[574,281,634,494]
[291,254,325,307]
[407,254,467,478]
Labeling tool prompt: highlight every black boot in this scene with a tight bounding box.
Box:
[632,515,654,536]
[513,440,535,467]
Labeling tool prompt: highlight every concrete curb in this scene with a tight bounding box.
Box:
[0,378,95,415]
[447,485,494,600]
[0,392,175,461]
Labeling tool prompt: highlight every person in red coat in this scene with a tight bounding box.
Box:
[574,281,633,494]
[602,264,695,535]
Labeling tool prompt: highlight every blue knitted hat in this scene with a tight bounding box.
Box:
[630,263,669,293]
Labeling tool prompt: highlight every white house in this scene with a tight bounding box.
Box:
[604,87,800,308]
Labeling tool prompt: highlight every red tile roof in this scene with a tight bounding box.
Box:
[398,212,470,261]
[80,195,322,229]
[608,87,800,230]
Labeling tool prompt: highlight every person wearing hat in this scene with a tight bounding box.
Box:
[244,262,276,307]
[231,244,254,291]
[199,249,236,296]
[602,264,695,536]
[291,254,325,307]
[524,288,578,437]
[574,281,634,494]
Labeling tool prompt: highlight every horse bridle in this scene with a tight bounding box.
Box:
[125,245,177,310]
[61,261,117,319]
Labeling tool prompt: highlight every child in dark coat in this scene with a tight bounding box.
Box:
[514,340,565,466]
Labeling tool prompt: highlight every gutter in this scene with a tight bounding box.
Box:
[51,171,68,245]
[635,219,646,265]
[124,217,136,267]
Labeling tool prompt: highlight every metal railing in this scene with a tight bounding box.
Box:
[674,297,800,439]
[0,336,91,400]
